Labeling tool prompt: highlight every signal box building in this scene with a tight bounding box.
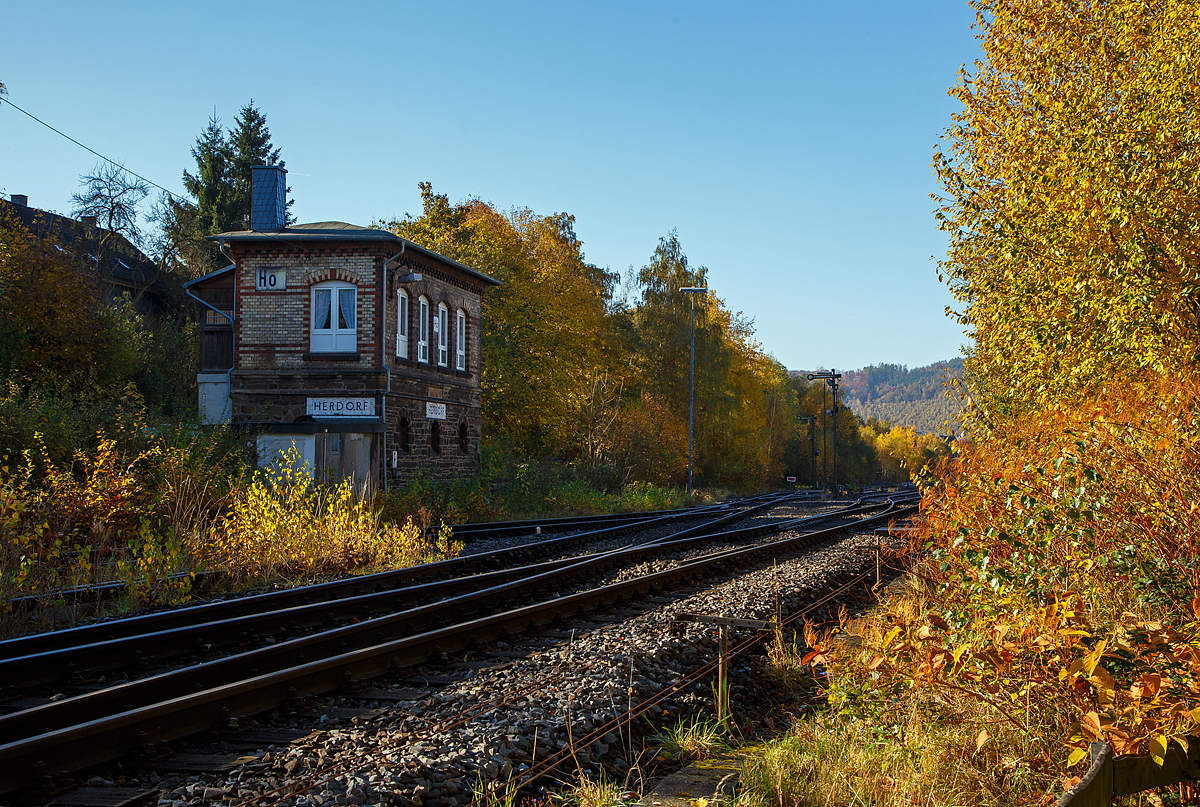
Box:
[185,166,500,493]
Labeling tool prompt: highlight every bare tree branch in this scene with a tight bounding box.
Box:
[70,162,150,248]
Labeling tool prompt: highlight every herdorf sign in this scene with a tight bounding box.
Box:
[306,397,375,417]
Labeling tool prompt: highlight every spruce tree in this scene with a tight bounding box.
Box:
[226,101,290,229]
[181,113,235,234]
[180,102,289,235]
[158,103,289,277]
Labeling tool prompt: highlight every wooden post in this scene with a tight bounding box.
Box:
[671,613,775,729]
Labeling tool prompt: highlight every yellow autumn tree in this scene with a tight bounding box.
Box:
[802,2,1200,796]
[391,201,815,489]
[628,232,806,488]
[871,425,949,484]
[386,184,617,460]
[935,0,1200,421]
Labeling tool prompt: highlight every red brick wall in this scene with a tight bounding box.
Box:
[234,243,383,369]
[227,239,488,484]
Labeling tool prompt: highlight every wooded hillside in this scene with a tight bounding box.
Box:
[789,359,964,435]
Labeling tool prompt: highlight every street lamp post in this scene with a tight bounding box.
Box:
[807,370,843,497]
[680,286,707,497]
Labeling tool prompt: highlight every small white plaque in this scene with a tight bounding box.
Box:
[256,268,287,290]
[307,397,375,417]
[426,402,447,420]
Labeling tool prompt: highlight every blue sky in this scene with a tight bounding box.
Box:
[2,1,980,373]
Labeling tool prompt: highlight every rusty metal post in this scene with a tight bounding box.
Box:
[718,624,729,726]
[671,613,775,729]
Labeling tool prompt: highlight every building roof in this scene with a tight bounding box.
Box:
[183,263,235,289]
[208,222,501,287]
[0,197,181,307]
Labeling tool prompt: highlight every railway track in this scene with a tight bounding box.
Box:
[445,489,826,540]
[5,491,807,615]
[0,491,917,799]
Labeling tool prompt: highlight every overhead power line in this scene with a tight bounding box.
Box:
[0,96,185,203]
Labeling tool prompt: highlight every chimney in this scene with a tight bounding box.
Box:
[10,194,27,206]
[250,165,287,231]
[82,215,97,228]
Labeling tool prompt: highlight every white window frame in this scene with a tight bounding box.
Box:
[397,289,409,359]
[310,281,357,353]
[417,296,430,363]
[437,303,449,367]
[455,309,466,371]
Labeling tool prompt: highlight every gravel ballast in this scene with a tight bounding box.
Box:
[137,528,883,807]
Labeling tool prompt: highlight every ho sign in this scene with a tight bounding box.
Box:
[256,268,287,290]
[786,476,797,483]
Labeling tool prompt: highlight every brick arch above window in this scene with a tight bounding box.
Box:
[295,264,373,287]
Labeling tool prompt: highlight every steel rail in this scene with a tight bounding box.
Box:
[0,501,747,660]
[0,496,871,732]
[4,503,751,612]
[2,493,816,624]
[0,495,826,690]
[235,549,896,807]
[447,502,740,537]
[510,567,885,793]
[448,491,817,538]
[6,570,216,611]
[0,502,914,794]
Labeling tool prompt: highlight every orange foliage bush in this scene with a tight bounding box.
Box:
[819,374,1200,792]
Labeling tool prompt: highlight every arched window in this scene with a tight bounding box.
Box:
[429,421,441,455]
[398,417,410,453]
[437,303,449,367]
[311,281,356,352]
[458,421,469,454]
[455,309,466,371]
[397,289,409,359]
[417,296,430,363]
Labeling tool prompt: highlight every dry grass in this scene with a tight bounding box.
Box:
[738,713,1031,807]
[740,600,1052,806]
[764,629,817,691]
[737,574,1066,807]
[0,440,462,638]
